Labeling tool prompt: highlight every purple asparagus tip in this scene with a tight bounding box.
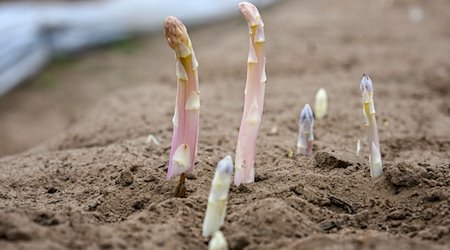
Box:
[360,73,373,92]
[300,104,314,124]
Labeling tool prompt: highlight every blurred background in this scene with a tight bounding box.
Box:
[0,0,448,157]
[0,0,274,156]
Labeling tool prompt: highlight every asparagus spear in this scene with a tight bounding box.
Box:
[314,88,328,119]
[360,74,383,177]
[164,16,200,194]
[297,104,314,155]
[234,2,267,186]
[203,156,234,237]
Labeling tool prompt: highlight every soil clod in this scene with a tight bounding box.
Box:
[132,197,149,210]
[315,151,358,169]
[117,170,134,187]
[385,161,424,187]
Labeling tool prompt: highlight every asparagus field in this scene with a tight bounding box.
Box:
[0,0,449,249]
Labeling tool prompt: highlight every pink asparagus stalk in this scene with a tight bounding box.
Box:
[360,74,383,177]
[164,17,200,189]
[234,2,267,186]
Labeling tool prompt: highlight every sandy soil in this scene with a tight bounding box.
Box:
[0,0,449,249]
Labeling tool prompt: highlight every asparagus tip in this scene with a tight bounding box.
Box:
[360,73,373,92]
[164,16,191,57]
[239,2,262,27]
[298,104,314,155]
[314,88,328,119]
[217,155,234,175]
[300,104,314,123]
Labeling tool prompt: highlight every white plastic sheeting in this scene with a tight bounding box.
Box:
[0,0,275,95]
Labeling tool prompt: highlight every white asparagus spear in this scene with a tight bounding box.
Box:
[360,74,383,177]
[203,156,234,237]
[314,88,328,119]
[297,104,314,155]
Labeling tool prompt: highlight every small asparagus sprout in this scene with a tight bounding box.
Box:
[356,139,361,156]
[360,74,383,177]
[164,17,200,195]
[314,88,328,119]
[145,134,160,145]
[202,156,234,237]
[234,2,267,186]
[297,104,314,155]
[209,231,228,250]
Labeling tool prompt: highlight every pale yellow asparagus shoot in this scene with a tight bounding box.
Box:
[360,74,383,177]
[234,2,267,186]
[356,139,361,156]
[164,17,200,195]
[314,88,328,119]
[203,156,234,237]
